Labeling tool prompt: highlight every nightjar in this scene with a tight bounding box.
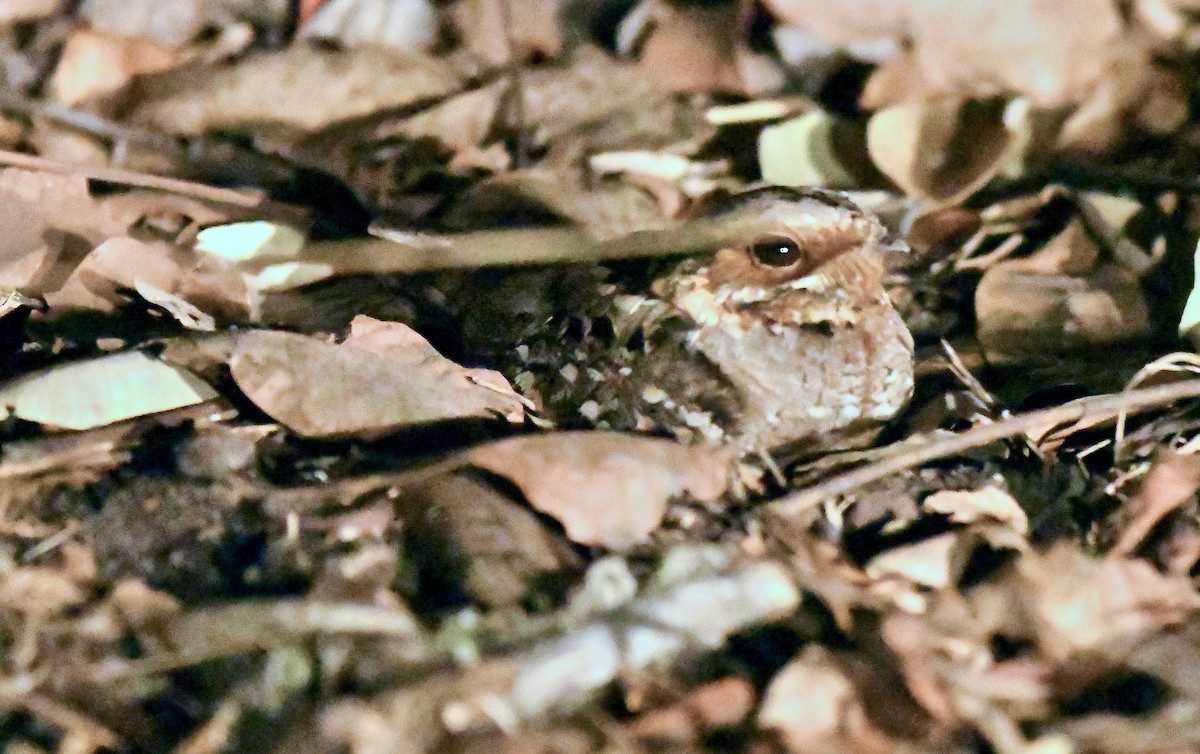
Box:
[457,187,915,456]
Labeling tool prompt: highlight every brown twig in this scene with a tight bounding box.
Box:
[0,148,264,207]
[769,378,1200,517]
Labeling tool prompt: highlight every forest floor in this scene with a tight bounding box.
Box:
[0,1,1198,753]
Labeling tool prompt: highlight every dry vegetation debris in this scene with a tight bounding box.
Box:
[0,1,1199,753]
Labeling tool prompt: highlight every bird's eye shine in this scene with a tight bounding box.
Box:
[749,235,804,267]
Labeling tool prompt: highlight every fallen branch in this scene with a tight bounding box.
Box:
[770,378,1200,516]
[0,148,264,208]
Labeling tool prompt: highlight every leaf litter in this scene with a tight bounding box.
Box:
[4,2,1200,753]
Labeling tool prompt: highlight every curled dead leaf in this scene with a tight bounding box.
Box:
[866,97,1012,204]
[776,0,1140,110]
[133,279,216,332]
[757,0,908,48]
[757,110,860,188]
[230,324,526,439]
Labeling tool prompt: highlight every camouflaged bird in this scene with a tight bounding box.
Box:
[458,187,915,457]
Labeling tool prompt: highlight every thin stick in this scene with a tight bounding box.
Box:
[288,212,761,277]
[83,599,432,682]
[769,379,1200,516]
[0,149,263,207]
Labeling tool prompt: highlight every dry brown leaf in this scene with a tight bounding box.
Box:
[514,47,709,161]
[109,579,181,630]
[626,676,755,744]
[0,403,230,489]
[133,279,216,331]
[126,43,463,138]
[628,1,757,95]
[0,567,89,618]
[0,0,66,24]
[389,83,503,155]
[876,611,962,725]
[297,45,700,172]
[0,169,216,281]
[1053,51,1186,152]
[775,0,1140,108]
[759,0,908,51]
[586,151,706,217]
[398,472,581,610]
[1021,547,1200,660]
[343,315,524,413]
[759,645,900,754]
[1076,192,1156,275]
[907,0,1128,107]
[905,205,982,255]
[81,0,208,47]
[448,0,563,65]
[323,662,522,754]
[0,168,132,242]
[45,235,251,320]
[0,351,219,431]
[229,325,526,439]
[0,191,67,293]
[999,219,1100,276]
[975,265,1150,361]
[771,0,1176,155]
[974,204,1153,361]
[881,606,1054,734]
[1052,55,1147,152]
[446,168,670,240]
[45,236,187,311]
[464,432,729,549]
[866,97,1012,204]
[51,28,181,107]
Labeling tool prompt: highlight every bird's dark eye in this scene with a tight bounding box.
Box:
[749,235,804,267]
